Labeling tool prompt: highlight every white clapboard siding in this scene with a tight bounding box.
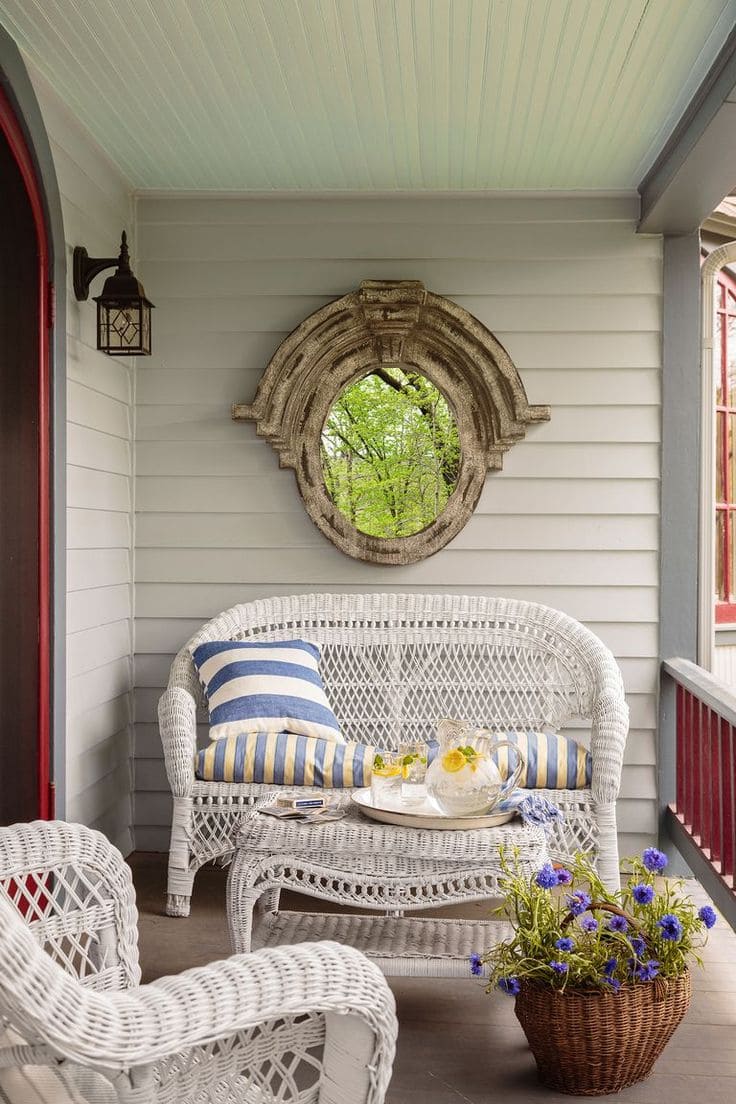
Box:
[127,194,662,851]
[32,72,136,856]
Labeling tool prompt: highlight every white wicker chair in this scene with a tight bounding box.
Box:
[0,820,397,1103]
[159,594,629,916]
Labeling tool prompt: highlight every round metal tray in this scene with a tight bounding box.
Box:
[350,787,516,830]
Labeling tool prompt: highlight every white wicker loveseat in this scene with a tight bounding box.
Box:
[0,820,397,1103]
[159,594,629,917]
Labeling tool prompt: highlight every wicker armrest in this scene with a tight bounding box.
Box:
[1,929,396,1073]
[158,686,198,797]
[590,689,630,804]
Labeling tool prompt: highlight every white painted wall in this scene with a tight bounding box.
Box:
[134,194,662,858]
[31,72,136,856]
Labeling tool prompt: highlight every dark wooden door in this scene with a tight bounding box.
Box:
[0,104,49,824]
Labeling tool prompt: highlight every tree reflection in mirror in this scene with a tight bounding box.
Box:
[320,366,461,538]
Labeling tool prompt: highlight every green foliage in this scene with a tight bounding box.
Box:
[480,849,712,995]
[321,366,460,538]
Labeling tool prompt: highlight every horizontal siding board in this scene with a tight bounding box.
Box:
[140,255,662,298]
[67,380,131,439]
[68,508,131,550]
[134,547,658,587]
[69,658,132,717]
[67,549,131,592]
[137,367,660,407]
[134,475,659,515]
[66,336,132,404]
[67,585,131,635]
[67,423,131,476]
[68,620,133,679]
[134,511,659,552]
[135,403,662,444]
[140,221,662,262]
[67,467,130,512]
[150,293,661,337]
[72,695,131,756]
[66,761,133,828]
[67,729,132,797]
[140,329,661,375]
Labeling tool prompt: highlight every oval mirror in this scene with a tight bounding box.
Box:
[320,366,461,539]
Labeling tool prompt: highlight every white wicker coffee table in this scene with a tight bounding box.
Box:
[226,803,548,977]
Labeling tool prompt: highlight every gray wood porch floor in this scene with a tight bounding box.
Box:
[130,854,736,1104]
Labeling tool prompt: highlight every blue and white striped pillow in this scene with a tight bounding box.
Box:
[192,639,344,744]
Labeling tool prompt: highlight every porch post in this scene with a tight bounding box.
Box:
[659,231,701,849]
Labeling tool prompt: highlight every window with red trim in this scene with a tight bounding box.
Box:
[715,267,736,623]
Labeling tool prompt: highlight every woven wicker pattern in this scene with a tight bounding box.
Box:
[515,972,692,1095]
[159,594,629,914]
[227,808,546,976]
[0,821,397,1103]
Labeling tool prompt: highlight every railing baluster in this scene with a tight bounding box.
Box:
[684,688,694,828]
[721,717,733,882]
[711,708,722,868]
[676,683,685,812]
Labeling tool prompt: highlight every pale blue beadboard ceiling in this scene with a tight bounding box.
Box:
[2,0,736,191]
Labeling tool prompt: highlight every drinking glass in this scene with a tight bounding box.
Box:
[370,751,402,807]
[398,741,429,805]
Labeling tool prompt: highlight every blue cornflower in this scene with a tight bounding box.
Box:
[602,976,621,992]
[632,883,655,905]
[635,959,660,982]
[555,867,573,885]
[629,936,646,958]
[498,976,521,996]
[555,936,575,952]
[607,914,629,933]
[469,952,483,977]
[642,848,668,873]
[566,891,592,917]
[603,957,617,977]
[699,905,717,929]
[550,960,569,975]
[535,862,559,889]
[657,913,683,941]
[580,915,599,933]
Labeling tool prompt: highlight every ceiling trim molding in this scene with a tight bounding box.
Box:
[132,187,640,201]
[639,21,736,234]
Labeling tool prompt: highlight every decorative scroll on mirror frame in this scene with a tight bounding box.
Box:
[232,280,550,565]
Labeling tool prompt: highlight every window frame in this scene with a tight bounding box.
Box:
[714,265,736,623]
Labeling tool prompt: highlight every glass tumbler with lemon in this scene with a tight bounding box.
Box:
[370,751,402,807]
[398,741,429,805]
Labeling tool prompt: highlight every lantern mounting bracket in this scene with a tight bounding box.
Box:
[73,246,120,301]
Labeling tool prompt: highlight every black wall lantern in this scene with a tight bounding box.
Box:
[73,231,154,356]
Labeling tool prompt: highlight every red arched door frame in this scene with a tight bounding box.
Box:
[0,84,52,819]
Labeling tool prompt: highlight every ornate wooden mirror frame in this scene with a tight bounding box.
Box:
[233,280,550,564]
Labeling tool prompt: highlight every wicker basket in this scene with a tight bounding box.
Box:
[515,970,691,1096]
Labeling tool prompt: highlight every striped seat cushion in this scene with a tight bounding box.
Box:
[195,731,374,787]
[488,729,592,789]
[192,639,343,744]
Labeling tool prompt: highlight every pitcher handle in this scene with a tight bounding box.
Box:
[487,739,525,799]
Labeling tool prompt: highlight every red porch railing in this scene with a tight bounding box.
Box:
[662,658,736,928]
